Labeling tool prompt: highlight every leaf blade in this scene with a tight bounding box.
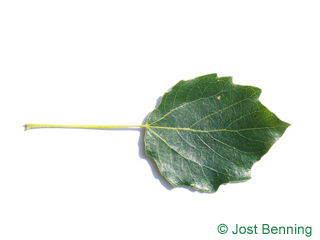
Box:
[145,74,290,192]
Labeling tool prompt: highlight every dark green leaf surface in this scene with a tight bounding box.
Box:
[144,74,289,192]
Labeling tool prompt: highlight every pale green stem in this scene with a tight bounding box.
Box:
[24,123,148,131]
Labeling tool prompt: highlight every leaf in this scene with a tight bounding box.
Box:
[25,73,290,193]
[144,73,290,193]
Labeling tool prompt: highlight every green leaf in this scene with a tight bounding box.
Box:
[25,73,290,193]
[144,73,290,192]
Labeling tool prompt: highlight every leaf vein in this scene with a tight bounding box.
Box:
[148,128,231,176]
[195,133,239,168]
[189,92,257,128]
[207,132,262,154]
[148,89,235,126]
[225,110,265,129]
[149,125,286,133]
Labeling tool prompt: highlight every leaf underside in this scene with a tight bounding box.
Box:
[144,74,289,193]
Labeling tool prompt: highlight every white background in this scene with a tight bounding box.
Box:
[0,1,319,239]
